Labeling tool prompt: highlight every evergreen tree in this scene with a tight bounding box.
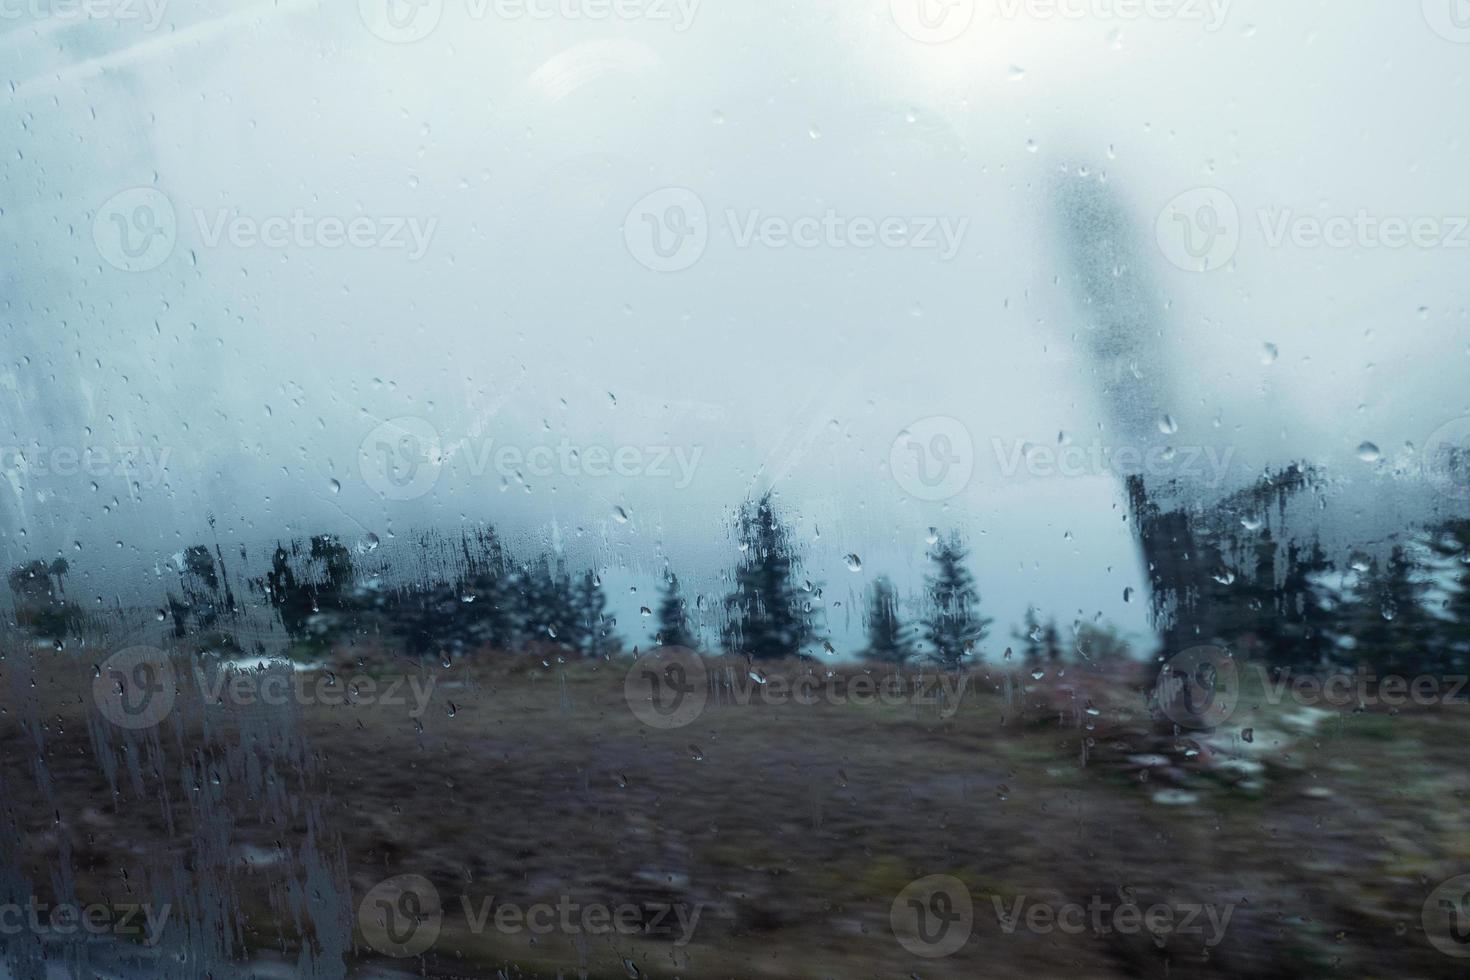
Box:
[261,544,311,640]
[1344,546,1438,674]
[575,569,619,658]
[1074,621,1130,663]
[520,555,580,650]
[1042,617,1063,663]
[1242,527,1285,655]
[722,493,813,660]
[861,576,914,663]
[376,526,518,658]
[654,570,695,649]
[8,559,80,640]
[254,535,359,648]
[1277,538,1336,669]
[310,534,357,602]
[1428,519,1470,670]
[922,532,991,668]
[457,526,517,650]
[1015,606,1045,666]
[169,544,225,636]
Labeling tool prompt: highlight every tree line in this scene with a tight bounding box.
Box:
[7,485,1470,677]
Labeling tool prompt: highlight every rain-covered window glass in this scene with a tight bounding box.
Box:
[4,2,1470,977]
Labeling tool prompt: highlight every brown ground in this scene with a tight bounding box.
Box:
[2,634,1469,978]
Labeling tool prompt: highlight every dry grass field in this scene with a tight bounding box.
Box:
[2,636,1469,978]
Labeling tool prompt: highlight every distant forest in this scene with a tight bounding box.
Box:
[8,469,1470,679]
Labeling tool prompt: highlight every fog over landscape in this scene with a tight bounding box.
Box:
[2,0,1467,648]
[8,5,1470,980]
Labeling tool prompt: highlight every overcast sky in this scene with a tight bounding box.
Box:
[2,0,1468,651]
